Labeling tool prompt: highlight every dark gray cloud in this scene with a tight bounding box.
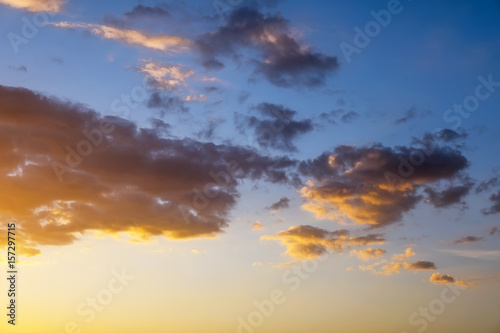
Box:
[424,182,473,208]
[419,129,468,143]
[268,197,290,212]
[0,84,297,253]
[476,177,499,193]
[482,190,500,215]
[196,118,224,140]
[298,142,469,227]
[147,92,189,115]
[196,7,338,88]
[8,65,27,72]
[237,102,314,152]
[395,107,432,125]
[319,108,359,124]
[450,236,484,245]
[124,4,170,19]
[406,261,437,270]
[395,107,417,124]
[238,91,251,104]
[204,86,222,94]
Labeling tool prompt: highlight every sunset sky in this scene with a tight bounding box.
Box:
[1,1,500,332]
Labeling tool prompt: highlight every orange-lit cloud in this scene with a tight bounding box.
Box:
[350,248,386,261]
[359,248,437,275]
[392,247,415,261]
[0,0,63,12]
[48,22,191,52]
[252,221,264,230]
[429,272,470,286]
[261,225,385,259]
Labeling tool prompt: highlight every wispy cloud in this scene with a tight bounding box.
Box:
[48,22,192,52]
[437,249,500,260]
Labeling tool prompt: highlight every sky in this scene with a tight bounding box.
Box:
[0,0,499,332]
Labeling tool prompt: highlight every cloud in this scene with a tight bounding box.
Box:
[237,103,314,152]
[394,107,433,125]
[424,182,472,208]
[359,260,404,276]
[252,221,264,230]
[124,4,170,19]
[238,91,251,104]
[48,22,192,52]
[437,249,500,260]
[8,65,27,72]
[147,92,189,114]
[429,272,470,286]
[392,247,415,261]
[350,248,386,261]
[394,107,417,125]
[0,85,297,255]
[476,177,499,193]
[482,190,500,215]
[450,236,484,245]
[490,226,499,235]
[405,260,437,270]
[0,0,63,12]
[267,197,290,213]
[137,61,194,91]
[359,248,436,275]
[196,7,338,87]
[341,111,360,123]
[298,143,469,227]
[261,225,384,259]
[318,108,360,125]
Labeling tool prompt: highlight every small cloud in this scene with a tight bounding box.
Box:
[51,57,64,65]
[341,111,359,123]
[490,226,499,235]
[252,262,262,267]
[8,65,27,72]
[267,197,290,213]
[191,249,200,254]
[200,76,218,82]
[429,272,471,286]
[392,248,415,261]
[346,266,354,271]
[252,221,264,230]
[237,91,250,104]
[450,236,484,245]
[476,177,499,193]
[350,248,386,261]
[405,260,437,270]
